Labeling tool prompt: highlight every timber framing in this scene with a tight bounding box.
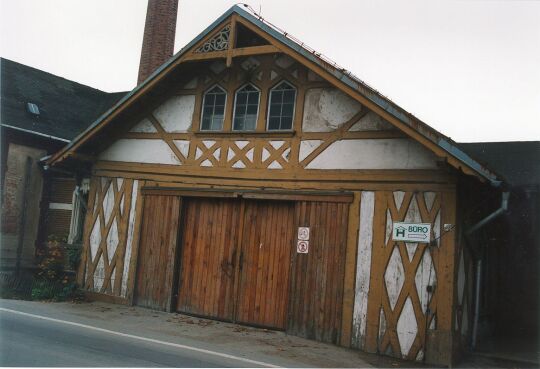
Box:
[46,6,501,187]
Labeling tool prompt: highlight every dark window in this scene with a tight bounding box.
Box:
[201,86,226,131]
[267,81,296,131]
[233,84,260,131]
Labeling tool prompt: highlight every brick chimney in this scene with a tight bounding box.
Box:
[137,0,179,84]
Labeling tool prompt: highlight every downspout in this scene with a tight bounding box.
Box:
[466,191,509,349]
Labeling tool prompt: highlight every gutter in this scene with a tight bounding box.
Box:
[466,191,510,349]
[1,123,71,143]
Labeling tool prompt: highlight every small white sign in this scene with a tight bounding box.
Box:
[392,222,431,243]
[297,240,309,253]
[297,227,310,241]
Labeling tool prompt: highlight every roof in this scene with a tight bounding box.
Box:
[0,58,126,142]
[46,5,502,186]
[459,141,540,187]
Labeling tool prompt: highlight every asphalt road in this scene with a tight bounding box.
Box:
[0,307,265,367]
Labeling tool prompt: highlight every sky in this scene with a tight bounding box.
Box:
[1,0,539,143]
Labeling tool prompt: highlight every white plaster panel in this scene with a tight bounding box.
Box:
[232,160,246,169]
[103,184,114,225]
[299,140,323,162]
[379,308,387,342]
[270,140,284,150]
[268,161,282,169]
[129,118,157,133]
[415,248,437,313]
[302,88,361,132]
[352,191,375,349]
[106,218,119,261]
[385,245,405,310]
[121,180,138,297]
[275,54,295,69]
[349,111,395,131]
[90,217,101,260]
[245,148,254,162]
[308,70,324,82]
[235,140,249,149]
[93,255,105,292]
[99,139,181,165]
[173,140,190,158]
[201,159,213,167]
[393,191,406,210]
[306,139,438,169]
[404,196,421,260]
[433,209,441,247]
[153,95,195,133]
[210,60,226,74]
[397,297,418,357]
[385,209,393,245]
[183,77,198,89]
[424,192,436,212]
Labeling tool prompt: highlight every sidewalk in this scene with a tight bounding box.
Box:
[1,299,381,368]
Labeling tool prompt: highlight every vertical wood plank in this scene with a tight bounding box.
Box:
[340,191,361,346]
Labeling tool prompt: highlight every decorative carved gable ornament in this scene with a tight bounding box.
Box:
[195,24,231,53]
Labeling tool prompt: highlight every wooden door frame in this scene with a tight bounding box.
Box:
[141,186,354,203]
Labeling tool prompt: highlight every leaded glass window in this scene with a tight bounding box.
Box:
[201,85,226,131]
[267,81,296,131]
[233,84,260,131]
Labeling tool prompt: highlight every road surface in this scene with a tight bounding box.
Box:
[0,306,271,367]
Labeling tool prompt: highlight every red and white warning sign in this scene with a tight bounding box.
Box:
[297,240,309,253]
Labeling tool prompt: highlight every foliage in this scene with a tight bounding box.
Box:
[30,235,84,302]
[66,245,82,271]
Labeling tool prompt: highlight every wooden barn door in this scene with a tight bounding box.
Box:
[176,198,241,320]
[235,200,295,329]
[287,201,350,343]
[134,195,181,310]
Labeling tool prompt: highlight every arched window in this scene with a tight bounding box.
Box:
[267,81,296,131]
[201,85,226,131]
[233,84,260,131]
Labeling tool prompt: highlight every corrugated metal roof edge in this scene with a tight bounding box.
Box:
[49,5,501,187]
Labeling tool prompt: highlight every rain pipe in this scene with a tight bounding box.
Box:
[466,191,509,349]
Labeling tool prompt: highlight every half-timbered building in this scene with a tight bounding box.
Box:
[46,5,508,365]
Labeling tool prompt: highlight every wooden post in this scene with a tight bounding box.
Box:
[339,191,361,346]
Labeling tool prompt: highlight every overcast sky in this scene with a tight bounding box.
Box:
[1,0,539,142]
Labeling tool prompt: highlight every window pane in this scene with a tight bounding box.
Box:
[244,116,257,130]
[282,103,294,117]
[283,90,295,102]
[248,92,259,105]
[271,91,283,103]
[237,92,247,105]
[233,117,242,131]
[214,104,225,115]
[246,104,258,115]
[205,94,216,105]
[215,93,225,105]
[267,82,296,130]
[212,116,224,130]
[269,103,281,117]
[201,116,211,130]
[268,117,281,130]
[279,116,293,130]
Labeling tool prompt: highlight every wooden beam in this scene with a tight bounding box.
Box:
[340,191,361,347]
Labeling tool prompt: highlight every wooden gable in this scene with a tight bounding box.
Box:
[48,6,499,186]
